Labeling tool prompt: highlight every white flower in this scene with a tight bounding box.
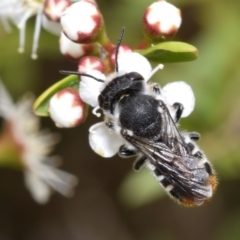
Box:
[0,0,70,59]
[49,88,87,128]
[78,52,195,158]
[161,81,195,118]
[0,81,77,204]
[117,52,152,80]
[143,0,182,40]
[89,122,124,158]
[61,0,103,43]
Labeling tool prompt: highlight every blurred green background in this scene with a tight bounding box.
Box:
[1,0,240,239]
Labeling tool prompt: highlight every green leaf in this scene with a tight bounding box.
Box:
[135,41,198,63]
[33,75,79,117]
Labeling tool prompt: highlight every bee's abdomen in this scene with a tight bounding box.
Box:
[146,161,217,207]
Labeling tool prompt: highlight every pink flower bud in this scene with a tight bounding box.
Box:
[78,56,105,74]
[48,88,87,128]
[61,0,103,43]
[143,0,182,41]
[44,0,71,22]
[59,32,95,60]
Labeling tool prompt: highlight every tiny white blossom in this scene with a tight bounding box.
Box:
[0,0,69,58]
[0,81,77,204]
[162,81,195,118]
[143,0,182,40]
[49,88,87,128]
[61,0,103,43]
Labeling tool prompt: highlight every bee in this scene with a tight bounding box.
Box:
[61,28,217,206]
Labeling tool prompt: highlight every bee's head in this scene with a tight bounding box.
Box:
[98,71,145,114]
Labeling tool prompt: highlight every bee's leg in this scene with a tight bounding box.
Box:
[133,156,147,171]
[194,151,203,159]
[188,132,200,141]
[148,82,161,95]
[118,145,137,158]
[172,102,184,123]
[186,139,203,156]
[186,142,195,154]
[152,83,161,94]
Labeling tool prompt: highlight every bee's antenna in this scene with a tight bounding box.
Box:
[60,70,104,83]
[115,27,125,73]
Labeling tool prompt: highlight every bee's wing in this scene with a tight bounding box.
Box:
[122,130,213,206]
[157,101,187,156]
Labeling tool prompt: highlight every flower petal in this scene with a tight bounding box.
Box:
[24,172,51,204]
[42,14,61,35]
[0,81,15,119]
[118,52,152,80]
[162,81,195,117]
[89,122,124,158]
[79,70,106,107]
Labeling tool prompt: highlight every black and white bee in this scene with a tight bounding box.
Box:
[61,28,217,207]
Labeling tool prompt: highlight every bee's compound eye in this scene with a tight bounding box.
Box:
[127,72,144,81]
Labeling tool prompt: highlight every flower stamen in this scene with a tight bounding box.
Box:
[31,8,42,59]
[18,21,26,53]
[92,106,101,117]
